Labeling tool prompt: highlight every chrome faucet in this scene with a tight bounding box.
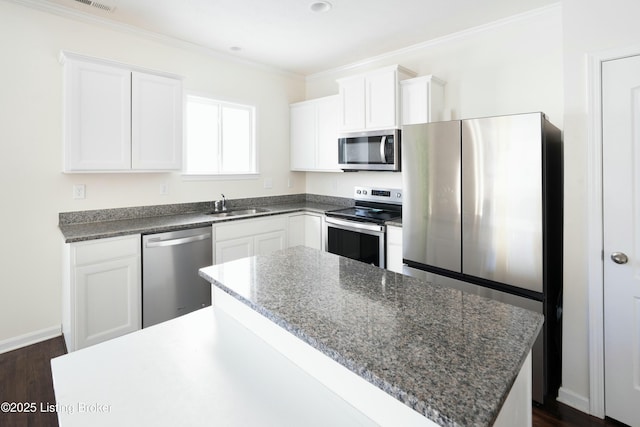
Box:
[213,194,227,212]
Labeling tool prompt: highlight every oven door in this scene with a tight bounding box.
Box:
[324,217,386,268]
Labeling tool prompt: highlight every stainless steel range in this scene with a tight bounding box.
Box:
[325,186,402,268]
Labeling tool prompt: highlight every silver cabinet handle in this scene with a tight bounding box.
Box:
[611,252,629,264]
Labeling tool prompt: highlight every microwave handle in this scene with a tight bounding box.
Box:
[380,136,387,163]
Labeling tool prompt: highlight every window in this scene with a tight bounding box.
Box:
[184,95,256,175]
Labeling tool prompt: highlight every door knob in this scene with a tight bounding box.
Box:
[611,252,629,264]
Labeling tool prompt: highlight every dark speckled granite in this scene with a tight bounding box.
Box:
[59,194,352,243]
[199,246,543,427]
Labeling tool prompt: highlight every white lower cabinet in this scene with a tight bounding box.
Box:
[288,213,324,250]
[386,225,403,273]
[213,215,288,264]
[63,234,141,351]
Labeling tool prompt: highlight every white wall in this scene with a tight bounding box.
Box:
[558,0,640,414]
[0,1,305,349]
[304,5,563,197]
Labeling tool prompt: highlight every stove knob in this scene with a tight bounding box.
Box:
[363,190,368,195]
[356,189,361,194]
[396,193,402,199]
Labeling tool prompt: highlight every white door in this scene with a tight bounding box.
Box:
[602,54,640,426]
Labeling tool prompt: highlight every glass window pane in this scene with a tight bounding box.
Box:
[185,98,219,174]
[184,95,255,175]
[221,106,253,173]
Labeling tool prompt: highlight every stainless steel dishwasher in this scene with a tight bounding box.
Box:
[142,226,212,328]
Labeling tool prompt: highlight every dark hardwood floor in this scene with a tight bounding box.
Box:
[533,399,628,427]
[0,336,629,427]
[0,337,66,427]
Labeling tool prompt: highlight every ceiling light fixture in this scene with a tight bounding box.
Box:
[309,1,332,13]
[229,46,242,52]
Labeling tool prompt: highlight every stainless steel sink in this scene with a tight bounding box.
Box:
[207,207,270,217]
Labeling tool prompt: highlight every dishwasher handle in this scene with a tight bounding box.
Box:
[145,233,211,248]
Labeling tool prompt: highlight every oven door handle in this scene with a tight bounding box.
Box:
[325,216,385,233]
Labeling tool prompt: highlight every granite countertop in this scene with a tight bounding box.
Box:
[199,246,543,427]
[58,196,348,243]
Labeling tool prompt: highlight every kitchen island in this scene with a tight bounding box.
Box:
[51,246,541,427]
[199,246,542,427]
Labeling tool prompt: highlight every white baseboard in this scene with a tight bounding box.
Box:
[557,386,591,415]
[0,325,62,355]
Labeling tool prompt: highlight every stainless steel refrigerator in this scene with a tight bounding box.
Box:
[402,112,563,404]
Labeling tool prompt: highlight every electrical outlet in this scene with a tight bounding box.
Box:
[288,177,294,188]
[264,178,273,189]
[72,184,86,199]
[160,182,169,195]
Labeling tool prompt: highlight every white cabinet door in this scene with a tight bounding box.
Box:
[288,213,323,250]
[386,225,403,273]
[290,96,339,172]
[215,236,254,264]
[75,256,140,349]
[337,65,415,133]
[316,96,339,171]
[366,67,397,130]
[66,235,141,351]
[338,76,366,132]
[64,59,131,171]
[131,72,183,170]
[255,230,286,256]
[290,101,316,170]
[401,75,445,125]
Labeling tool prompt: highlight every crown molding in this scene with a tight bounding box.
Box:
[5,0,304,80]
[306,2,562,81]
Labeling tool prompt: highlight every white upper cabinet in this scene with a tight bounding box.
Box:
[64,59,132,171]
[400,75,446,125]
[290,100,316,170]
[290,95,340,172]
[337,65,415,132]
[62,52,183,172]
[131,72,183,170]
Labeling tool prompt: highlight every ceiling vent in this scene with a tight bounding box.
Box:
[72,0,116,13]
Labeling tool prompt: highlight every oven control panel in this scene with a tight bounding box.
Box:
[354,186,403,205]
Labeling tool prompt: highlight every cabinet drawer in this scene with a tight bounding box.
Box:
[73,235,141,266]
[215,216,287,241]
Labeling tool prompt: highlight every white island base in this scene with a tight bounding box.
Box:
[51,307,378,427]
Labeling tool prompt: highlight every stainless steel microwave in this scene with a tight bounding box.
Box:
[338,129,401,171]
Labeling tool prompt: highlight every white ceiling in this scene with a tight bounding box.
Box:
[37,0,559,75]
